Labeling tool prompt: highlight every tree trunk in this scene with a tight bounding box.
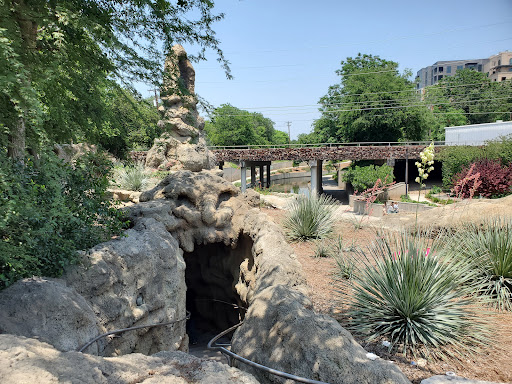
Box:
[7,0,38,160]
[7,117,26,160]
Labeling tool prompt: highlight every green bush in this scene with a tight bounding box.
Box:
[439,135,512,189]
[0,151,127,289]
[447,218,512,311]
[283,192,338,241]
[342,164,394,192]
[335,232,488,358]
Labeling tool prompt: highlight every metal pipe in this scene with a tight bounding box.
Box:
[207,323,331,384]
[77,312,190,353]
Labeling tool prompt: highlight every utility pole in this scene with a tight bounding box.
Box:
[286,121,291,147]
[150,88,159,110]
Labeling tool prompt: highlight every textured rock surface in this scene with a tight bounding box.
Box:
[0,277,103,355]
[137,172,410,384]
[53,143,98,162]
[0,334,259,384]
[64,218,187,356]
[0,169,412,383]
[421,375,507,384]
[145,44,213,171]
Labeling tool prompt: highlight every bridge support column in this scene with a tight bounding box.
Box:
[317,160,323,194]
[259,165,264,188]
[309,160,323,195]
[266,164,271,188]
[240,161,247,193]
[250,165,256,187]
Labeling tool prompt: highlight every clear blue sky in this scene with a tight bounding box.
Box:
[139,0,512,140]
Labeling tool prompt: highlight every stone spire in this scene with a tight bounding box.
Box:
[145,45,212,171]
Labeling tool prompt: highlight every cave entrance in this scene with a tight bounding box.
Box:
[183,233,254,348]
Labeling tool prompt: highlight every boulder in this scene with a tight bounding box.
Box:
[64,217,187,356]
[232,285,410,384]
[0,277,103,355]
[0,334,259,384]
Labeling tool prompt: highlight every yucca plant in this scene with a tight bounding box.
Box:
[313,240,332,258]
[115,163,150,191]
[335,232,488,358]
[447,218,512,311]
[283,192,338,241]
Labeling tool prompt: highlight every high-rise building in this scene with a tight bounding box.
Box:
[485,51,512,82]
[416,58,489,89]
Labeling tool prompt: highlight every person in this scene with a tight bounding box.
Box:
[393,201,399,213]
[387,201,395,214]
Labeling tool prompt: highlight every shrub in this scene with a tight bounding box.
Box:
[115,163,151,191]
[335,232,488,358]
[447,218,512,311]
[439,135,512,189]
[0,151,127,289]
[452,159,512,198]
[283,192,338,241]
[342,164,394,192]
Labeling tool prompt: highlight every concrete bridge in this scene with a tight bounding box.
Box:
[211,141,444,193]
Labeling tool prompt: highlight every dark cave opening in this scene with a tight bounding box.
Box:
[183,233,255,345]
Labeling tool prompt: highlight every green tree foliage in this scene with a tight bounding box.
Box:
[0,0,229,158]
[96,86,161,158]
[342,164,395,192]
[314,53,434,143]
[205,104,289,146]
[431,69,512,125]
[0,151,127,289]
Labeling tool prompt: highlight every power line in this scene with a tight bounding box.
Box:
[208,96,511,117]
[231,80,511,111]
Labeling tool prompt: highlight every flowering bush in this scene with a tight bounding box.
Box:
[452,159,512,198]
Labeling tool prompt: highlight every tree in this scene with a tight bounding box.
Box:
[431,69,512,125]
[205,104,288,146]
[314,53,435,143]
[0,0,229,159]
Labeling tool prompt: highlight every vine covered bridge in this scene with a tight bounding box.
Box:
[211,141,444,194]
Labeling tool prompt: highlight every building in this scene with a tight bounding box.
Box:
[416,50,512,90]
[485,51,512,82]
[416,58,489,89]
[445,120,512,146]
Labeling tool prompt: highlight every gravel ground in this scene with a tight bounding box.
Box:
[261,201,512,384]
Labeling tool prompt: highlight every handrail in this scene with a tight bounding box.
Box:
[207,322,331,384]
[77,311,191,353]
[208,141,445,150]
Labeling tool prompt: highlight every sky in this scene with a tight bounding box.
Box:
[139,0,512,140]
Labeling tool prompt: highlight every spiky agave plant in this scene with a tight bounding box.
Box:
[116,163,150,191]
[335,231,488,358]
[448,217,512,311]
[283,192,338,241]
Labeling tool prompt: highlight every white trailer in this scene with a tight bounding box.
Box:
[445,120,512,146]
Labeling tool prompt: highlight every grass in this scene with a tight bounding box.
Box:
[283,192,339,241]
[400,194,438,207]
[335,231,489,359]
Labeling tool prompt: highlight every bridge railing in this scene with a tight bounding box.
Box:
[208,141,446,150]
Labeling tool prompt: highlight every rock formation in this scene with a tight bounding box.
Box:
[145,45,213,171]
[0,334,259,384]
[0,169,411,383]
